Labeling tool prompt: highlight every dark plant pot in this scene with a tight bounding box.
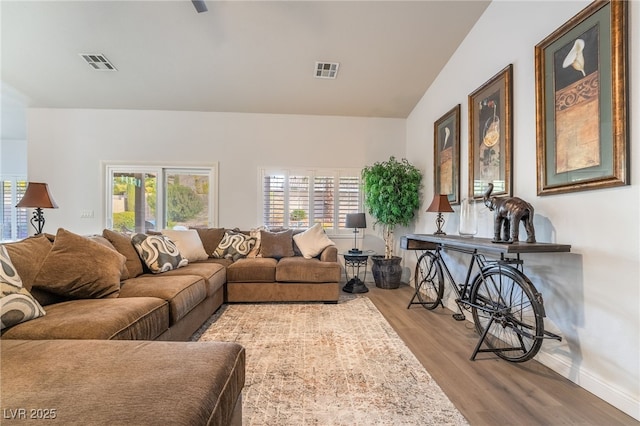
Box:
[371,255,402,289]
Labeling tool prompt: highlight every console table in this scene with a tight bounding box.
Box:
[401,234,571,362]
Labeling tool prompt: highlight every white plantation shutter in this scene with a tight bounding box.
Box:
[314,176,334,228]
[338,176,360,228]
[262,174,285,228]
[1,179,28,241]
[261,169,361,233]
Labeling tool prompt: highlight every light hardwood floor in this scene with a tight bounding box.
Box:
[362,284,637,425]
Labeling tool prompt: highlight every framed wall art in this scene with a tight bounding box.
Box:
[434,104,461,205]
[468,64,513,201]
[535,0,628,196]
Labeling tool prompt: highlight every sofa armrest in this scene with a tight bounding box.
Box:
[320,245,338,262]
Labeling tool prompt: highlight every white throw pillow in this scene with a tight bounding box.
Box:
[161,229,209,262]
[293,223,335,259]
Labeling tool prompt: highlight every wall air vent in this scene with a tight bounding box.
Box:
[314,62,339,79]
[79,53,117,71]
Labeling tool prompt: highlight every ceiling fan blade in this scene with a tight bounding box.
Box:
[191,0,208,13]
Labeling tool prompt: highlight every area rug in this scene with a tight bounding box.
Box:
[192,296,468,425]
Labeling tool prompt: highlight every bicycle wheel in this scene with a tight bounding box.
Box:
[413,251,444,310]
[469,265,543,362]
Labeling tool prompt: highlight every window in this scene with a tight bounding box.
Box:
[1,178,28,241]
[260,168,362,234]
[105,164,217,233]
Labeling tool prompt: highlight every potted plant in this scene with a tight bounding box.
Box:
[361,156,422,289]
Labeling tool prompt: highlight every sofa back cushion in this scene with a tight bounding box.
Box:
[102,229,145,278]
[32,228,126,299]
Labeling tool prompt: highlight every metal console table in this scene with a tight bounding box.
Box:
[401,234,571,362]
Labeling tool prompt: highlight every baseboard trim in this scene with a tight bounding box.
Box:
[442,297,639,421]
[535,350,640,421]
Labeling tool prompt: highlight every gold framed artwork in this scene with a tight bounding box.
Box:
[535,0,629,196]
[434,105,461,205]
[468,64,513,201]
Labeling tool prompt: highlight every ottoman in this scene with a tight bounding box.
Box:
[1,339,245,425]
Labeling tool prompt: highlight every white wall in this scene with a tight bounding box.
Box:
[26,108,405,254]
[406,0,639,419]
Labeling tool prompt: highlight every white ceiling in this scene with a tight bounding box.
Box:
[1,0,490,119]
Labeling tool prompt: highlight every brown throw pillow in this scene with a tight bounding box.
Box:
[102,229,144,278]
[32,228,125,299]
[191,227,226,257]
[259,229,295,259]
[2,234,52,291]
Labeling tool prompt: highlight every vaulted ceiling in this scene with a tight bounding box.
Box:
[1,1,490,119]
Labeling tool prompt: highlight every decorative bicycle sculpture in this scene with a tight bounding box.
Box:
[402,235,570,363]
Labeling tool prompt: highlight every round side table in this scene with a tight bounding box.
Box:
[341,251,374,294]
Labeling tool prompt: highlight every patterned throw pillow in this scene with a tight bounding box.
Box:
[0,245,46,330]
[213,230,256,261]
[131,234,188,273]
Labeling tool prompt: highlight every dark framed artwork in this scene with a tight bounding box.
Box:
[535,0,628,196]
[468,64,513,201]
[434,104,461,205]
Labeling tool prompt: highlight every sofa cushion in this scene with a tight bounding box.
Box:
[32,228,126,299]
[103,229,145,278]
[88,235,130,280]
[213,229,256,261]
[2,234,52,291]
[1,339,245,426]
[162,229,209,262]
[191,227,226,257]
[131,233,188,273]
[159,262,226,297]
[119,275,206,324]
[227,258,277,283]
[276,257,341,283]
[259,229,294,259]
[0,297,169,340]
[292,223,335,259]
[0,246,46,330]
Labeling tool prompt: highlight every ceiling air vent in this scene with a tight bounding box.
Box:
[79,53,117,71]
[314,62,339,79]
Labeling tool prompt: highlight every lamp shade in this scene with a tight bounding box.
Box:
[426,194,453,213]
[16,182,58,209]
[346,213,367,229]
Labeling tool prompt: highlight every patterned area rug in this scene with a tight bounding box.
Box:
[192,296,468,425]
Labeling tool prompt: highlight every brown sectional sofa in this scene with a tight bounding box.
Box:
[1,225,341,425]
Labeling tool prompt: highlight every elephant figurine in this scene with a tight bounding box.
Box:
[483,183,536,243]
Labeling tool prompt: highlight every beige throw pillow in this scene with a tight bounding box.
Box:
[32,228,125,299]
[292,223,335,259]
[162,229,208,262]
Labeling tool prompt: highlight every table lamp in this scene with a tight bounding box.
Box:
[426,194,453,235]
[16,182,58,235]
[346,213,367,254]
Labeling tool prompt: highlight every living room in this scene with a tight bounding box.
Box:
[1,0,639,424]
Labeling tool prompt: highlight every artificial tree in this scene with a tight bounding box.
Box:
[361,156,422,288]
